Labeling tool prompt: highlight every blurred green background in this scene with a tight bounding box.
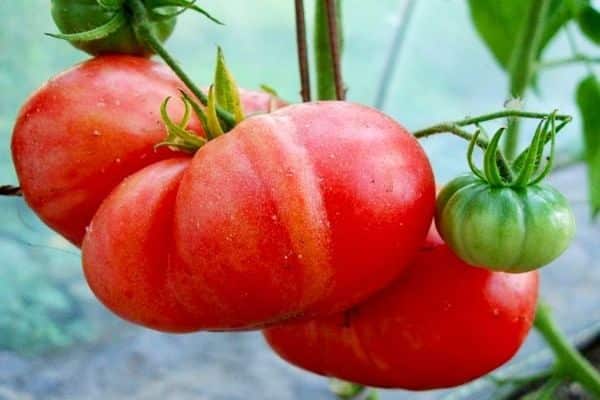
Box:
[0,1,598,399]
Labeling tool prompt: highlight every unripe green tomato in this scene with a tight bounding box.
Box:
[435,175,575,272]
[51,0,176,56]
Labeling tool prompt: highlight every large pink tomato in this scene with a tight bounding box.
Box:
[82,101,435,332]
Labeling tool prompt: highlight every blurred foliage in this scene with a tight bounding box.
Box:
[467,0,600,215]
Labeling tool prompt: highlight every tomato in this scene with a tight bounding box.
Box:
[81,101,435,332]
[51,0,176,56]
[435,174,576,272]
[12,55,277,246]
[263,228,539,390]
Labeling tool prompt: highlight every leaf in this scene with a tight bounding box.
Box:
[576,75,600,217]
[260,84,279,96]
[206,85,225,138]
[467,0,578,70]
[578,5,600,45]
[214,47,245,123]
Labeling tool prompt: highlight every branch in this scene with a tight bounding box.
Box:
[324,0,345,100]
[294,0,312,102]
[0,185,22,196]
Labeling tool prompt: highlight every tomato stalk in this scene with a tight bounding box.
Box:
[0,185,21,196]
[314,0,344,100]
[533,303,600,397]
[504,0,551,160]
[413,109,571,181]
[294,0,312,102]
[539,54,600,70]
[126,0,237,129]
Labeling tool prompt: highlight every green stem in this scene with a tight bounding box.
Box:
[454,110,571,127]
[505,0,551,160]
[534,303,600,398]
[126,0,236,129]
[314,0,343,100]
[488,369,553,387]
[0,185,22,196]
[414,123,514,181]
[413,109,570,181]
[540,54,600,70]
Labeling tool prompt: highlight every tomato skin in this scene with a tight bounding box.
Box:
[51,0,175,56]
[82,158,203,332]
[263,228,539,390]
[436,175,575,272]
[82,101,435,331]
[11,56,199,246]
[11,55,278,247]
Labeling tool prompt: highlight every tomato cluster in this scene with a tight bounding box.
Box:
[11,2,575,391]
[12,55,435,332]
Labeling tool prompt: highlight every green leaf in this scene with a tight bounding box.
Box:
[467,0,577,70]
[260,84,279,96]
[213,47,245,123]
[206,85,225,138]
[578,5,600,45]
[97,0,124,11]
[576,75,600,217]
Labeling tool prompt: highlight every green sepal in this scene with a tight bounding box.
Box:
[156,97,206,153]
[46,12,126,42]
[214,47,245,123]
[467,129,487,182]
[97,0,124,10]
[483,127,507,187]
[530,115,557,185]
[179,90,211,139]
[206,85,226,138]
[148,5,187,22]
[146,0,224,25]
[513,118,549,187]
[511,114,569,173]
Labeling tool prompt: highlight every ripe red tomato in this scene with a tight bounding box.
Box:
[11,55,277,246]
[82,101,435,332]
[263,228,539,390]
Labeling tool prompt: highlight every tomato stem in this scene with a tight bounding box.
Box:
[0,185,22,197]
[413,109,572,182]
[415,122,514,180]
[294,0,312,102]
[314,0,344,100]
[126,0,237,129]
[534,302,600,398]
[539,54,600,70]
[504,0,551,160]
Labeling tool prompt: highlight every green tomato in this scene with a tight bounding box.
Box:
[435,174,575,272]
[51,0,176,56]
